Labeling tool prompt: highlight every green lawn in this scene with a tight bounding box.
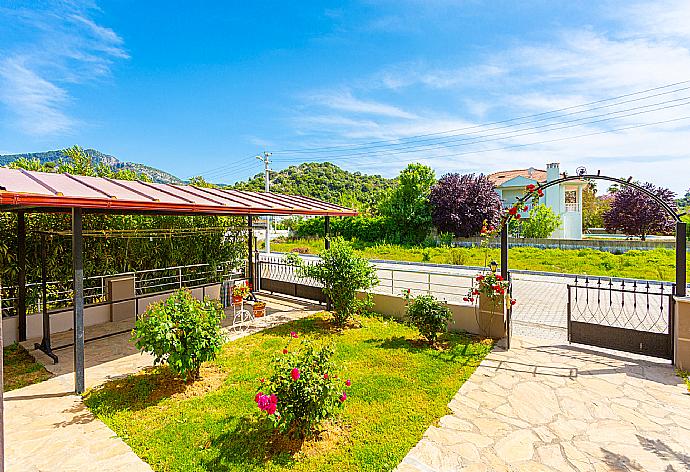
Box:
[3,343,53,391]
[271,238,686,282]
[85,313,492,471]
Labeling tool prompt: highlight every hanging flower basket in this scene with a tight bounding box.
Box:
[253,301,266,317]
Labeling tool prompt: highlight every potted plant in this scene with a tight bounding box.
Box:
[253,301,266,317]
[232,283,251,306]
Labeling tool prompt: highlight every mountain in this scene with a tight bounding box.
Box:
[232,162,395,210]
[0,149,183,184]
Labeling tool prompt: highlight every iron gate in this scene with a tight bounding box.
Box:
[567,277,674,360]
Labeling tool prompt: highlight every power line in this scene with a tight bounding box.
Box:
[339,115,690,165]
[273,98,690,164]
[271,79,690,154]
[273,85,690,158]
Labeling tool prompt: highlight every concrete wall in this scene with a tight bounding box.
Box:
[359,291,506,338]
[2,283,222,345]
[675,297,690,370]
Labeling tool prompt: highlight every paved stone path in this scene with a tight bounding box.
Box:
[7,294,321,472]
[397,336,690,472]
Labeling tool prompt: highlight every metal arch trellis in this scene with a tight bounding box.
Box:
[496,168,687,352]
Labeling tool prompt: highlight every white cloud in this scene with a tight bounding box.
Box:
[308,90,418,119]
[286,0,690,193]
[0,1,128,136]
[0,58,74,135]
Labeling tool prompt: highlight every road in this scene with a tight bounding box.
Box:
[259,253,677,341]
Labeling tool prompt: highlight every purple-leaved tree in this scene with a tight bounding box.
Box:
[602,182,677,240]
[429,173,502,237]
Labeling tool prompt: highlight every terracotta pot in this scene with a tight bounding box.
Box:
[253,306,266,317]
[231,295,243,306]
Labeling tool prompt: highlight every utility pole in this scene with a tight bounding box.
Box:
[256,152,273,253]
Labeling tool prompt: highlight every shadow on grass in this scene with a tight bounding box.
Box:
[203,416,301,470]
[363,334,492,363]
[84,366,188,414]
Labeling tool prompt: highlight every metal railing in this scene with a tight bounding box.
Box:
[258,254,475,304]
[1,260,243,318]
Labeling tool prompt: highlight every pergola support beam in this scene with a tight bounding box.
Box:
[17,210,26,342]
[247,216,254,288]
[73,207,85,394]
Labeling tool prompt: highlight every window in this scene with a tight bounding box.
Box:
[565,190,578,212]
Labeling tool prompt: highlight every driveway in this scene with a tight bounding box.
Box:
[398,336,690,471]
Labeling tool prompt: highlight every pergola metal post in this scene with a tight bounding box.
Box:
[247,215,254,287]
[35,234,57,363]
[72,207,85,394]
[677,221,687,298]
[17,210,26,342]
[324,216,331,250]
[1,280,5,472]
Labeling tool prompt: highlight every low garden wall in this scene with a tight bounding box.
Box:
[358,292,506,339]
[2,281,222,345]
[452,236,675,254]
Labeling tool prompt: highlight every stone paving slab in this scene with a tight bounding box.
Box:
[6,294,321,472]
[397,336,690,472]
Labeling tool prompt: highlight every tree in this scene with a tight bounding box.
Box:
[429,173,501,238]
[286,237,378,327]
[518,204,562,238]
[603,182,677,240]
[379,163,435,243]
[581,183,611,231]
[678,188,690,210]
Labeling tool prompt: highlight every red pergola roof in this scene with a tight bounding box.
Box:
[0,168,357,216]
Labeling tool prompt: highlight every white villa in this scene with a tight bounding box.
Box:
[488,163,588,240]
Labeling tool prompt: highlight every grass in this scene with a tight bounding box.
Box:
[3,343,53,391]
[271,238,686,282]
[84,313,493,471]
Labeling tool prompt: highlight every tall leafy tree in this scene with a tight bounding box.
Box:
[429,173,501,238]
[379,163,435,243]
[603,182,677,240]
[518,204,562,238]
[581,182,611,231]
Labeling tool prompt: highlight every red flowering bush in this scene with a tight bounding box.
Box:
[464,272,515,307]
[255,334,350,438]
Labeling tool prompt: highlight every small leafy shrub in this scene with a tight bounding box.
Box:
[290,247,310,254]
[255,333,350,438]
[286,237,378,327]
[132,289,225,381]
[403,291,452,345]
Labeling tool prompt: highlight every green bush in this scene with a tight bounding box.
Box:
[518,204,562,238]
[255,335,349,438]
[404,293,452,345]
[287,237,378,327]
[132,289,225,381]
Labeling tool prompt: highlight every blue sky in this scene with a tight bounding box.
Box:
[0,1,689,193]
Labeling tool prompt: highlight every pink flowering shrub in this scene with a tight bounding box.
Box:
[255,333,350,438]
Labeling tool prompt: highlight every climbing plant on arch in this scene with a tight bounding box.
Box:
[497,173,686,290]
[478,171,687,349]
